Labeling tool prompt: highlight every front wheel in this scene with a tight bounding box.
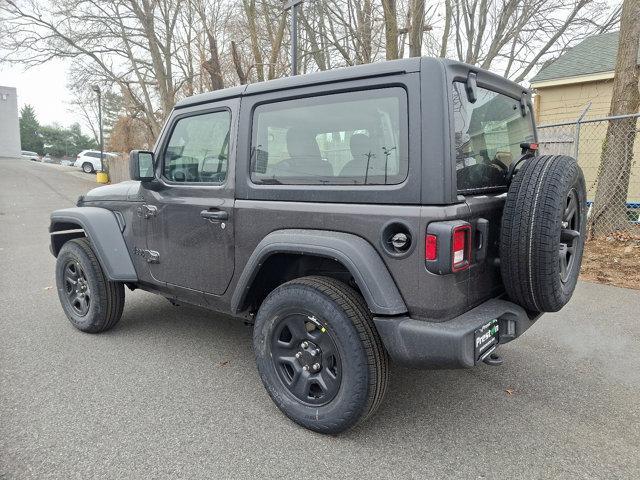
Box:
[253,276,388,434]
[55,238,125,333]
[82,162,94,174]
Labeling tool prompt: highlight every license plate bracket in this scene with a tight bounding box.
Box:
[474,319,499,363]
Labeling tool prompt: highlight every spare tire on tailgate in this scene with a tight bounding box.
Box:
[500,155,587,312]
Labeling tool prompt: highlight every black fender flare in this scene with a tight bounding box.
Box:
[231,229,407,316]
[49,207,138,282]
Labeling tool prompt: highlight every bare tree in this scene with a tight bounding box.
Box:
[589,0,640,237]
[0,0,237,136]
[440,0,618,82]
[0,0,622,150]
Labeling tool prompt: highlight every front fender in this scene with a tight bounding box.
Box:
[50,207,137,282]
[231,229,407,316]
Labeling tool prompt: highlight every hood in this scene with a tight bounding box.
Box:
[82,181,143,203]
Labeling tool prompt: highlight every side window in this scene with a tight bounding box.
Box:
[163,110,231,184]
[250,87,408,185]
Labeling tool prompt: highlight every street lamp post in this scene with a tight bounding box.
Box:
[91,85,103,173]
[284,0,304,76]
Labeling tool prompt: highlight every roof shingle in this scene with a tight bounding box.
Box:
[531,31,640,83]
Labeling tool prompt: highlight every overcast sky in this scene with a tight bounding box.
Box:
[0,60,78,130]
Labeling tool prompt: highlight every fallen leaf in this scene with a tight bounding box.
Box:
[505,388,515,395]
[218,360,229,367]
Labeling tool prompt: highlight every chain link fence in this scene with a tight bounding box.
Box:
[537,113,640,236]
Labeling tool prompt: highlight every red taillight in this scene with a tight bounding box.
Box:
[425,234,437,261]
[452,225,471,271]
[529,143,539,150]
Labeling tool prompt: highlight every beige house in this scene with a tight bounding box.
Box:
[531,32,640,204]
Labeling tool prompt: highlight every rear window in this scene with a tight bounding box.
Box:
[250,87,408,185]
[452,82,535,193]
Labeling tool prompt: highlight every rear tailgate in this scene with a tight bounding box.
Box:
[465,193,506,308]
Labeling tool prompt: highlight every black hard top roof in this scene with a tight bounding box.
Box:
[174,57,529,109]
[174,57,421,109]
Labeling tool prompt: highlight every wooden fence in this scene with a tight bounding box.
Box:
[104,154,130,184]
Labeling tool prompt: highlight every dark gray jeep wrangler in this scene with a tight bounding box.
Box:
[50,58,587,434]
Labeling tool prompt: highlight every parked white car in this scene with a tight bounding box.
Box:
[74,150,116,173]
[21,150,40,161]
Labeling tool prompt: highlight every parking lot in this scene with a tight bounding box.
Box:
[1,157,639,479]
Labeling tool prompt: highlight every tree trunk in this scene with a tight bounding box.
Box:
[231,41,248,85]
[589,0,640,237]
[300,9,327,70]
[244,0,264,82]
[439,0,451,58]
[201,30,224,91]
[267,5,287,80]
[354,0,373,64]
[409,0,425,57]
[381,0,398,60]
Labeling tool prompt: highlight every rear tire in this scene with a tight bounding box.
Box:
[253,276,388,434]
[500,155,587,312]
[55,238,125,333]
[82,162,94,174]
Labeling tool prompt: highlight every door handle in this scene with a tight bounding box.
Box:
[200,209,229,221]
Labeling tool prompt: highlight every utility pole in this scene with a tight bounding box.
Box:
[284,0,304,76]
[91,85,103,172]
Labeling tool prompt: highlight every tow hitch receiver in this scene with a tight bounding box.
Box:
[474,319,500,364]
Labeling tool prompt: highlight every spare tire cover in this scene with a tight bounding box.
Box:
[500,155,587,312]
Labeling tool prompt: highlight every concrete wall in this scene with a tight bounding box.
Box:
[0,86,21,158]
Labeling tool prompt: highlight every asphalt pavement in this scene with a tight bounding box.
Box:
[1,157,639,479]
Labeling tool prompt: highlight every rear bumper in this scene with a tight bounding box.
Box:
[373,298,541,369]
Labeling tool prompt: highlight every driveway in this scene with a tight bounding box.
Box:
[1,157,639,479]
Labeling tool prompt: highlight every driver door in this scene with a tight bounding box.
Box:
[142,102,236,296]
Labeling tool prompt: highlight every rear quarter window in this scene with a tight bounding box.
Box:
[250,87,408,186]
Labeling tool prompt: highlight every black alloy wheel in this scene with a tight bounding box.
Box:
[63,259,91,316]
[560,188,581,283]
[253,276,388,434]
[270,313,342,406]
[55,238,125,333]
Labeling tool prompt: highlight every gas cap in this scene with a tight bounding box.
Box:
[391,232,409,251]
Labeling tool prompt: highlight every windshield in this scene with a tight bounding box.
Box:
[452,82,535,193]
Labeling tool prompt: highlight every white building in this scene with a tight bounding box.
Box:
[0,86,21,158]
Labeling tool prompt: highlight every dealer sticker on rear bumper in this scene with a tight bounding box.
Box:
[474,319,499,363]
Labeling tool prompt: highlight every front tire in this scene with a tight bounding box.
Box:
[55,238,125,333]
[82,162,94,174]
[253,276,389,434]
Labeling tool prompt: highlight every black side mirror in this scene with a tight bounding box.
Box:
[465,72,478,104]
[129,150,155,181]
